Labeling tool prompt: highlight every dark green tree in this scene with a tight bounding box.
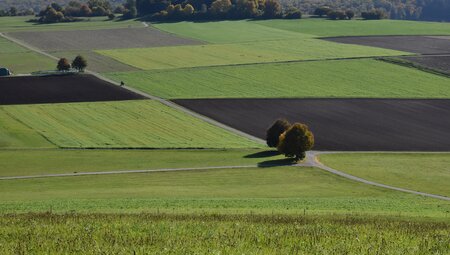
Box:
[72,55,87,72]
[277,123,314,161]
[266,119,291,148]
[57,58,71,71]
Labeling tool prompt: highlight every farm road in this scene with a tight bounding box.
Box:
[1,33,449,202]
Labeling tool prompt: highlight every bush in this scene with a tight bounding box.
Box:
[345,10,355,19]
[266,119,291,148]
[277,123,314,161]
[328,10,347,20]
[284,8,302,19]
[57,58,71,72]
[314,6,331,17]
[361,9,386,20]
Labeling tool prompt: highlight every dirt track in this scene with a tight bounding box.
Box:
[324,36,450,54]
[174,98,450,151]
[0,74,145,105]
[9,27,202,51]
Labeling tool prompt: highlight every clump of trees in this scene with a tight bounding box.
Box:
[57,55,87,72]
[266,119,314,161]
[0,7,34,17]
[34,0,115,23]
[361,9,386,20]
[314,6,358,20]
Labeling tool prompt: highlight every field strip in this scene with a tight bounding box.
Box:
[0,32,264,145]
[0,161,314,180]
[309,151,450,201]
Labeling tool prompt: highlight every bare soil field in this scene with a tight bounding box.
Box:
[400,55,450,74]
[324,36,450,54]
[8,27,202,51]
[174,98,450,151]
[0,74,145,105]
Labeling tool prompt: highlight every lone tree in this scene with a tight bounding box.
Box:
[72,55,87,72]
[266,119,291,148]
[57,58,71,71]
[277,123,314,161]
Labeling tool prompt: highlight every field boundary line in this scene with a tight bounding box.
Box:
[308,151,450,201]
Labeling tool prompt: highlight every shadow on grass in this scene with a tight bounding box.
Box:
[257,158,296,168]
[244,150,280,158]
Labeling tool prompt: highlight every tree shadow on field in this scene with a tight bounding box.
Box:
[257,158,296,168]
[244,150,280,158]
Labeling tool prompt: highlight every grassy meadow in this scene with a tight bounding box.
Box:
[0,149,283,177]
[1,166,449,217]
[97,39,407,70]
[0,37,54,74]
[255,19,450,37]
[1,213,448,254]
[105,59,450,99]
[319,153,450,197]
[0,100,260,149]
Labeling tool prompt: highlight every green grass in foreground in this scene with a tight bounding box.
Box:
[1,213,448,254]
[319,153,450,197]
[1,167,449,217]
[256,19,450,37]
[0,16,143,32]
[0,109,55,149]
[152,20,313,43]
[0,100,259,149]
[98,39,407,70]
[105,59,450,99]
[0,149,283,177]
[0,37,54,74]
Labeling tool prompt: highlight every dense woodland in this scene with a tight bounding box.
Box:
[0,0,448,21]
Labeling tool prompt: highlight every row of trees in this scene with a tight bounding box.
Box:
[315,6,386,20]
[266,119,314,161]
[34,0,116,23]
[0,7,35,17]
[57,56,87,72]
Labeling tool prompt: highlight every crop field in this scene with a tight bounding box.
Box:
[1,166,449,217]
[0,100,259,149]
[255,19,450,37]
[0,16,143,32]
[98,39,407,70]
[0,149,283,177]
[105,59,450,99]
[1,213,449,254]
[324,35,450,54]
[319,153,450,197]
[153,20,313,43]
[0,74,144,105]
[9,27,202,51]
[0,37,54,74]
[401,55,450,74]
[174,98,450,151]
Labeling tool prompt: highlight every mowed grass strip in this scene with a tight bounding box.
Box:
[319,153,450,197]
[0,16,143,32]
[1,100,260,149]
[0,37,55,74]
[0,149,283,177]
[0,109,55,149]
[1,213,449,254]
[255,19,450,37]
[97,39,407,70]
[1,167,449,217]
[152,20,313,43]
[106,59,450,99]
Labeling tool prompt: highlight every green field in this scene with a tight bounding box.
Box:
[255,19,450,37]
[0,16,143,32]
[319,153,450,197]
[1,213,448,254]
[105,59,450,99]
[153,20,313,43]
[0,100,259,149]
[0,109,55,149]
[0,149,283,177]
[0,37,54,74]
[98,39,407,70]
[1,166,449,217]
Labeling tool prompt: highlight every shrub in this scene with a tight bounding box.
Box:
[57,58,71,72]
[277,123,314,161]
[345,10,355,19]
[328,10,347,20]
[284,8,302,19]
[266,119,291,148]
[361,9,386,20]
[314,6,331,17]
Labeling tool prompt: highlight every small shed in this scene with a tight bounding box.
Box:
[0,68,11,76]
